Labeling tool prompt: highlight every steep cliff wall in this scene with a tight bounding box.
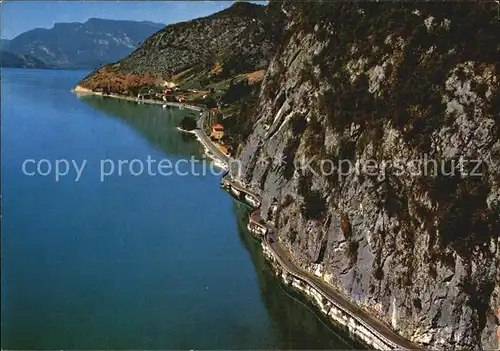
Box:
[237,2,499,349]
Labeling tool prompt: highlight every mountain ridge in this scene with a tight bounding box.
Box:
[0,50,49,68]
[3,18,165,69]
[77,2,282,96]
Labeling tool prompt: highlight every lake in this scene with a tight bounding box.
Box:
[1,68,360,349]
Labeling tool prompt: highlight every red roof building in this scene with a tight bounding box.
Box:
[212,123,224,131]
[211,123,224,140]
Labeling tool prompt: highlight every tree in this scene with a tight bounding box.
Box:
[223,79,252,104]
[179,116,197,131]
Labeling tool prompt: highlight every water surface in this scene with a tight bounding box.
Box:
[1,68,360,349]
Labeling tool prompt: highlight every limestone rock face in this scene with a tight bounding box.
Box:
[118,2,279,76]
[237,3,499,350]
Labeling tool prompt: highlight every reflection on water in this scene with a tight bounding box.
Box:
[231,202,366,350]
[79,95,201,159]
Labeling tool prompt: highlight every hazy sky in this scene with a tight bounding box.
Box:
[1,1,265,39]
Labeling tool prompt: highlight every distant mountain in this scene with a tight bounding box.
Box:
[3,18,165,69]
[1,50,49,68]
[1,39,11,51]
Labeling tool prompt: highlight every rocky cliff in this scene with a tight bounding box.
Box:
[236,2,499,350]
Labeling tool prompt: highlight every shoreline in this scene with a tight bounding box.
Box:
[176,127,229,171]
[72,85,417,350]
[72,85,205,111]
[72,86,231,171]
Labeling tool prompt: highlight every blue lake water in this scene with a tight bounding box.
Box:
[1,68,359,349]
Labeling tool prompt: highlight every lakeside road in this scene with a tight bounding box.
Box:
[264,223,419,350]
[72,87,420,350]
[226,179,421,350]
[73,86,231,168]
[194,111,231,165]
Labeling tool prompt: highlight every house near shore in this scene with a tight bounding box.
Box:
[163,81,177,89]
[211,123,224,140]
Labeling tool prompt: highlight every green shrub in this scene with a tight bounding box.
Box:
[179,116,197,131]
[223,79,252,104]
